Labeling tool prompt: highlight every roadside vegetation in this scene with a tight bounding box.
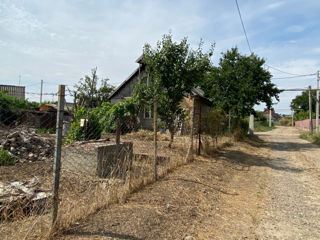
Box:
[291,90,317,121]
[253,110,276,132]
[300,132,320,146]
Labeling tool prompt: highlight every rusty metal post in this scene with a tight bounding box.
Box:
[52,85,65,228]
[153,96,158,181]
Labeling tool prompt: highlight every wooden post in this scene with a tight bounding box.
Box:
[52,85,65,228]
[197,104,201,155]
[153,96,158,181]
[185,98,196,162]
[291,110,294,127]
[309,86,313,134]
[228,110,231,137]
[116,119,120,145]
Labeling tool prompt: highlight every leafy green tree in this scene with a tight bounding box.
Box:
[201,47,281,118]
[290,91,316,112]
[135,33,214,147]
[74,67,115,108]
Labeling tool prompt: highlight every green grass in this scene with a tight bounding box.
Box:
[0,148,16,166]
[36,127,56,134]
[300,132,320,146]
[254,121,276,132]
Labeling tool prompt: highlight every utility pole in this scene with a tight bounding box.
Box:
[249,114,254,135]
[40,80,43,104]
[291,110,294,127]
[316,70,319,133]
[309,86,313,134]
[269,108,272,127]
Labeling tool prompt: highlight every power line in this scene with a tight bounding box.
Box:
[234,0,316,77]
[235,0,252,54]
[266,64,316,76]
[272,73,317,80]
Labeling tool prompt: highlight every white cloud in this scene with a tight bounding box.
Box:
[266,1,285,10]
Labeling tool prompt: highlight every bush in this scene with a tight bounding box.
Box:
[65,107,102,144]
[294,110,316,121]
[232,118,249,141]
[254,111,267,123]
[0,148,16,166]
[203,109,228,137]
[0,91,34,125]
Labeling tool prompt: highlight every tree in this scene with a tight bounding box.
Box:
[74,67,114,108]
[290,91,316,112]
[134,33,214,147]
[201,47,281,118]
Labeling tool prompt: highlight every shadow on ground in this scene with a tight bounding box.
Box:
[247,134,318,152]
[63,230,144,240]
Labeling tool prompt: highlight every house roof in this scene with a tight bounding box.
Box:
[109,56,212,106]
[108,66,142,100]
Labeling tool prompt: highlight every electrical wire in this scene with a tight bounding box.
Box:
[235,0,252,54]
[234,0,316,77]
[271,73,317,80]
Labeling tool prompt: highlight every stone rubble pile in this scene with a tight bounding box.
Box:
[0,178,51,221]
[0,130,53,162]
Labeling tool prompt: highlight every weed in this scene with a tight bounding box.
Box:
[0,148,16,166]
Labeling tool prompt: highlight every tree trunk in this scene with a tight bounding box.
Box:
[168,129,174,148]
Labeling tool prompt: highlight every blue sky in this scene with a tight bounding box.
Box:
[1,0,319,113]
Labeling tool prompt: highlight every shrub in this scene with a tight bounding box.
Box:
[232,118,249,141]
[0,91,34,125]
[0,148,16,166]
[65,107,102,144]
[203,109,228,137]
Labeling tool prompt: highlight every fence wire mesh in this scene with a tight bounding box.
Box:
[0,85,233,239]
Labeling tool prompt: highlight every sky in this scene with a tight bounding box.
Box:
[0,0,320,114]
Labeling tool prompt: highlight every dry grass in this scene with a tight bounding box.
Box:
[0,129,237,240]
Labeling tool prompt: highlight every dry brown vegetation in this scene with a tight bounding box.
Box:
[2,130,224,240]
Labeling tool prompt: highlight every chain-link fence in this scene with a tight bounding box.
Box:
[0,85,236,239]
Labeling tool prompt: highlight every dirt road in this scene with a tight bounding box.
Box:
[61,127,320,239]
[255,127,320,239]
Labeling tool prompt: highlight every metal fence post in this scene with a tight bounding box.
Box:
[153,96,158,181]
[52,85,65,228]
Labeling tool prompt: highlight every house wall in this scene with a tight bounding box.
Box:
[110,69,147,105]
